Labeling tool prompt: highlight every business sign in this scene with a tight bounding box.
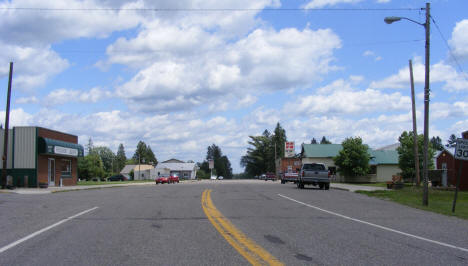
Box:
[208,159,214,169]
[285,142,295,158]
[455,138,468,161]
[54,146,79,157]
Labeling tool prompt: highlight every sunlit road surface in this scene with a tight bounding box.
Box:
[1,180,468,265]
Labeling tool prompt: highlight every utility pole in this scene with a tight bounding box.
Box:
[274,142,277,175]
[1,62,13,189]
[422,2,430,206]
[384,3,431,205]
[409,60,420,186]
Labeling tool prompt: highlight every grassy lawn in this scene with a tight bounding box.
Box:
[357,187,468,220]
[347,182,414,188]
[77,180,154,186]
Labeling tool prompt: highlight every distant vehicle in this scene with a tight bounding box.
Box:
[156,174,170,184]
[217,176,224,180]
[281,172,298,184]
[264,172,276,181]
[297,163,330,190]
[259,174,266,180]
[107,174,126,181]
[211,175,217,180]
[169,173,180,183]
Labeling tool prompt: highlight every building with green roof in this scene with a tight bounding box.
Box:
[301,144,400,182]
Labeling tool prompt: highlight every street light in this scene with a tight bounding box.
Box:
[385,2,430,206]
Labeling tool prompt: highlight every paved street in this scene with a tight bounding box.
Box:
[1,180,468,265]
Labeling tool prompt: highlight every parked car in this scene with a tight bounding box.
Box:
[265,172,276,181]
[281,172,299,184]
[169,174,180,183]
[259,174,266,180]
[211,175,217,180]
[156,174,170,184]
[217,176,224,180]
[107,174,127,181]
[297,163,330,190]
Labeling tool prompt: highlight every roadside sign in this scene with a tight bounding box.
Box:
[452,138,467,213]
[208,159,214,169]
[454,138,468,161]
[285,142,295,158]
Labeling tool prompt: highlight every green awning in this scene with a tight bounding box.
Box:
[38,137,84,157]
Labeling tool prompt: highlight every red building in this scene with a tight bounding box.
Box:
[436,130,468,190]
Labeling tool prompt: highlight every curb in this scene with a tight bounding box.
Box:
[331,187,351,192]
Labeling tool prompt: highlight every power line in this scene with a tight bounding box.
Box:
[431,15,468,83]
[0,7,421,12]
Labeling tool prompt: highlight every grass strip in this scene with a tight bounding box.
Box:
[356,187,468,220]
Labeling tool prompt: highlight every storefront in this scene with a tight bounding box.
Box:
[0,126,84,187]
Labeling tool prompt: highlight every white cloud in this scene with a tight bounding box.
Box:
[16,96,38,104]
[449,19,468,62]
[0,42,69,91]
[0,0,145,92]
[285,80,411,116]
[239,94,257,107]
[363,50,382,61]
[0,0,143,46]
[0,108,34,126]
[303,0,363,9]
[431,101,468,120]
[45,87,112,106]
[369,59,468,92]
[115,26,341,113]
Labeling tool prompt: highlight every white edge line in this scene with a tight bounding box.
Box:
[278,194,468,253]
[0,207,99,254]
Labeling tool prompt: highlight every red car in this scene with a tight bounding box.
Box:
[155,174,170,184]
[169,174,179,184]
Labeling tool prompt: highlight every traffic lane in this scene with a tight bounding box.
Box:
[0,184,247,266]
[209,181,468,265]
[279,183,468,250]
[0,191,101,249]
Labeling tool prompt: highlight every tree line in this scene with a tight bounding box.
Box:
[198,144,233,179]
[239,123,457,182]
[240,122,333,177]
[78,139,157,180]
[78,138,234,181]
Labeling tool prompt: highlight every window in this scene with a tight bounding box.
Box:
[61,159,71,177]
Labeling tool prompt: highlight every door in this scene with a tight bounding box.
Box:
[442,163,447,187]
[48,158,55,186]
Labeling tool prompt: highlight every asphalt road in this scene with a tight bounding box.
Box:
[1,180,468,265]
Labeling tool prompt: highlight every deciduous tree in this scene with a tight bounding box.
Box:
[333,137,370,178]
[397,131,435,182]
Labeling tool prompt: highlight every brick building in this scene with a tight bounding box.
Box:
[0,127,84,187]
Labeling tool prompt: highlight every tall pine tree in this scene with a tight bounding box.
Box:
[116,143,127,172]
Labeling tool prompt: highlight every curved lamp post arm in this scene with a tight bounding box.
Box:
[384,16,426,27]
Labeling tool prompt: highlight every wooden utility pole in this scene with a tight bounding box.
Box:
[409,60,420,186]
[422,2,430,206]
[1,62,13,189]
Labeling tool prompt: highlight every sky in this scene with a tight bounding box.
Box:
[0,0,467,173]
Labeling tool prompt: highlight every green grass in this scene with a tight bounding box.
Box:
[77,180,154,186]
[357,187,468,219]
[337,182,414,188]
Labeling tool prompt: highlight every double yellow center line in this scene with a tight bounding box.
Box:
[201,189,283,266]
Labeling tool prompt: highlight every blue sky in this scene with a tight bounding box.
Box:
[1,0,467,173]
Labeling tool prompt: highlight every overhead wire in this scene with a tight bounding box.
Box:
[430,15,468,83]
[0,7,421,12]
